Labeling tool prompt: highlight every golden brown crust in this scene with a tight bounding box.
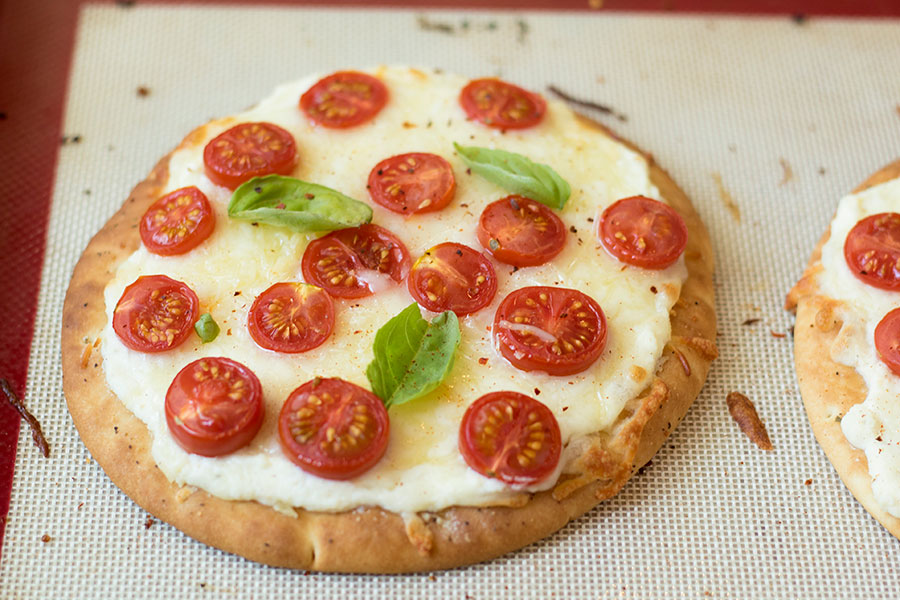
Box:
[61,117,716,572]
[787,159,900,540]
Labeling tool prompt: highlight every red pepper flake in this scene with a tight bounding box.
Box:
[305,193,315,199]
[136,86,151,97]
[1,379,49,457]
[562,406,569,411]
[77,502,84,510]
[742,318,760,326]
[226,328,232,336]
[353,330,362,335]
[80,341,93,369]
[144,517,156,529]
[673,348,691,376]
[477,357,488,365]
[41,534,51,543]
[276,202,286,209]
[804,479,813,486]
[770,330,786,338]
[533,387,541,395]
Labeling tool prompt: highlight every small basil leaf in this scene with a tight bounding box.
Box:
[229,175,373,232]
[366,303,461,409]
[194,313,219,344]
[453,143,571,210]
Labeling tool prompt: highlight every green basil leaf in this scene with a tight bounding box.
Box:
[228,175,373,232]
[453,143,571,210]
[194,313,219,344]
[366,303,460,409]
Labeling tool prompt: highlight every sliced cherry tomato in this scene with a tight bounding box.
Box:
[300,71,388,129]
[844,212,900,291]
[459,391,561,486]
[459,78,546,130]
[493,286,607,376]
[139,186,215,256]
[203,122,297,190]
[875,308,900,376]
[407,242,498,316]
[165,357,264,457]
[477,195,566,267]
[248,282,335,353]
[301,224,411,299]
[278,378,390,480]
[113,275,199,353]
[367,152,456,215]
[599,196,687,270]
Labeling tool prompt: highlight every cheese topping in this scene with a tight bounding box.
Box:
[101,67,686,514]
[817,176,900,517]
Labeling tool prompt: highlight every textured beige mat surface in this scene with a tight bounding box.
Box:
[2,4,900,598]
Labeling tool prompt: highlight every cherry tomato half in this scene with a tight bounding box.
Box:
[875,308,900,376]
[844,212,900,291]
[165,357,264,457]
[301,224,411,299]
[139,186,215,256]
[248,282,335,353]
[278,378,390,480]
[407,242,498,316]
[477,195,566,267]
[367,152,456,215]
[459,391,561,486]
[203,122,297,190]
[113,275,200,353]
[300,71,388,129]
[598,196,687,270]
[493,286,607,376]
[459,78,546,130]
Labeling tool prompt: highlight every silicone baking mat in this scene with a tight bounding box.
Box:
[3,4,900,598]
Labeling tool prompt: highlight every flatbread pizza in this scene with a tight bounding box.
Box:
[787,160,900,539]
[61,66,716,572]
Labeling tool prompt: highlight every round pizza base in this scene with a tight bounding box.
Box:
[788,159,900,540]
[61,118,716,573]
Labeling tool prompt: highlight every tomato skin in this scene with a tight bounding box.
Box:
[599,196,688,270]
[248,282,335,353]
[278,378,390,480]
[301,224,411,299]
[407,242,498,316]
[300,71,388,129]
[875,308,900,376]
[203,122,297,190]
[493,286,607,376]
[459,78,546,130]
[844,212,900,291]
[165,357,264,457]
[140,186,215,256]
[367,152,456,215]
[113,275,200,353]
[477,195,566,267]
[459,391,561,486]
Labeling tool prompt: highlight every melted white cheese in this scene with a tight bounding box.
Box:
[817,176,900,518]
[101,67,686,514]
